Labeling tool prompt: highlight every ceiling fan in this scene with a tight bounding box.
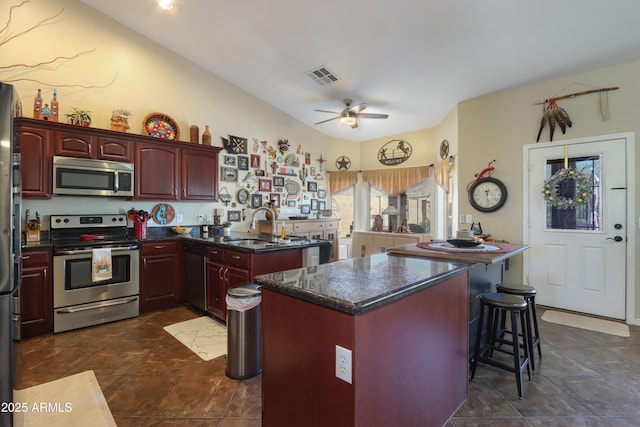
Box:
[314,99,389,129]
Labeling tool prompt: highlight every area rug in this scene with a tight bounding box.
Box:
[163,316,227,361]
[13,370,116,427]
[542,310,630,337]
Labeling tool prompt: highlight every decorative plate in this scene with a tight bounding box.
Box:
[151,203,175,225]
[143,112,180,140]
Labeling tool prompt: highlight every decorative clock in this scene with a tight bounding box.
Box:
[468,177,508,212]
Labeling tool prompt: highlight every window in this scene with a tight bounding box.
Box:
[367,180,431,233]
[545,156,601,230]
[331,187,354,237]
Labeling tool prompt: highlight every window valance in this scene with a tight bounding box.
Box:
[433,158,453,192]
[362,166,430,196]
[328,170,358,194]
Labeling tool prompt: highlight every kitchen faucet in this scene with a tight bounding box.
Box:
[249,206,277,236]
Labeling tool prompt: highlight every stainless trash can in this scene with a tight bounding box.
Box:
[225,284,262,379]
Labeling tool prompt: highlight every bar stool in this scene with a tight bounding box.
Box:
[470,292,532,399]
[496,282,542,370]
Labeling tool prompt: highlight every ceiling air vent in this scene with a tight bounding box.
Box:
[306,66,340,86]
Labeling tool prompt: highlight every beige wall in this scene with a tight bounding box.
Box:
[7,0,342,230]
[458,61,640,322]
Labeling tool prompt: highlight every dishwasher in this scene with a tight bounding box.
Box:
[183,240,207,311]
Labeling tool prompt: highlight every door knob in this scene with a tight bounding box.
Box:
[606,236,623,242]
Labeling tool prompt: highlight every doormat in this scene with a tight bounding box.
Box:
[542,310,630,337]
[13,370,116,427]
[163,316,227,361]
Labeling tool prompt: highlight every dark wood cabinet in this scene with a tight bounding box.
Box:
[134,142,180,200]
[14,118,219,200]
[205,246,303,321]
[53,130,97,158]
[97,136,133,162]
[206,247,250,320]
[20,249,53,338]
[15,124,52,199]
[181,148,219,200]
[52,130,133,162]
[139,241,181,313]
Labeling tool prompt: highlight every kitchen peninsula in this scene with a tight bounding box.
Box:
[254,254,471,427]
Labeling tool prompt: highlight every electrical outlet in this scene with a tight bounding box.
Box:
[335,345,352,384]
[198,214,205,223]
[459,215,465,224]
[176,214,183,224]
[465,214,473,224]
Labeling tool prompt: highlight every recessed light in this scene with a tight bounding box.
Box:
[156,0,173,10]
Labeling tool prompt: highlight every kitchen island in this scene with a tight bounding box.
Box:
[387,241,529,358]
[254,254,471,427]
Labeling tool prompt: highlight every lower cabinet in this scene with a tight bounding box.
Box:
[206,247,250,321]
[139,241,181,313]
[21,248,53,338]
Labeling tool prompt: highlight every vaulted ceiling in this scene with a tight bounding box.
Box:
[81,0,640,141]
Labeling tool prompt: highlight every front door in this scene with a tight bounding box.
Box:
[525,135,628,319]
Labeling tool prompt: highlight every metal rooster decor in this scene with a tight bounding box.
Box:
[536,100,572,142]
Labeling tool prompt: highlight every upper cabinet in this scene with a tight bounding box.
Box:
[15,123,52,199]
[53,129,132,162]
[14,118,221,201]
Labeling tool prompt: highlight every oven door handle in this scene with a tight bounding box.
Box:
[54,245,139,255]
[55,296,138,313]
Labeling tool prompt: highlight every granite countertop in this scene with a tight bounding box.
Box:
[23,228,330,255]
[254,253,470,315]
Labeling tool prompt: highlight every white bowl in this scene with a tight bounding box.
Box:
[171,226,193,235]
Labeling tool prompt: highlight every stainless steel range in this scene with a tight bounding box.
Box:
[50,214,140,333]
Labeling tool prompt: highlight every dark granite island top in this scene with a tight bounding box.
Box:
[254,253,470,314]
[255,253,472,427]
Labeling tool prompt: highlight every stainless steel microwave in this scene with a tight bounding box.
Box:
[53,156,134,197]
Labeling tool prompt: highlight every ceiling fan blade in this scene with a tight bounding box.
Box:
[356,113,389,119]
[349,103,368,114]
[315,116,340,125]
[314,109,341,114]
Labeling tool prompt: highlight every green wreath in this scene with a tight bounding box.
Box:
[542,167,592,210]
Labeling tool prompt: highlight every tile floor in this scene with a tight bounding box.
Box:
[16,305,640,426]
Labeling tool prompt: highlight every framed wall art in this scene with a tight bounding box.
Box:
[311,199,318,211]
[317,189,326,199]
[259,179,272,192]
[237,155,249,170]
[318,200,326,211]
[251,194,263,208]
[227,210,241,222]
[269,193,281,208]
[224,155,236,167]
[221,167,238,182]
[300,204,311,214]
[255,169,265,177]
[273,176,285,187]
[307,181,317,192]
[287,200,296,208]
[251,154,261,169]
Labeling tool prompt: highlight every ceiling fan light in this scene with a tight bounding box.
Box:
[340,113,357,126]
[156,0,173,10]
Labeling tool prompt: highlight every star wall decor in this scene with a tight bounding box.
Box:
[336,156,351,171]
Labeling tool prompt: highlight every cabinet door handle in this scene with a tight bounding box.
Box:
[144,258,147,267]
[154,245,166,249]
[22,255,30,260]
[223,267,229,281]
[230,255,241,260]
[218,266,224,280]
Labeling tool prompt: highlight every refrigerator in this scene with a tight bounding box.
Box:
[0,82,21,427]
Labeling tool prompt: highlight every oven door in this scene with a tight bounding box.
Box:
[53,246,139,308]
